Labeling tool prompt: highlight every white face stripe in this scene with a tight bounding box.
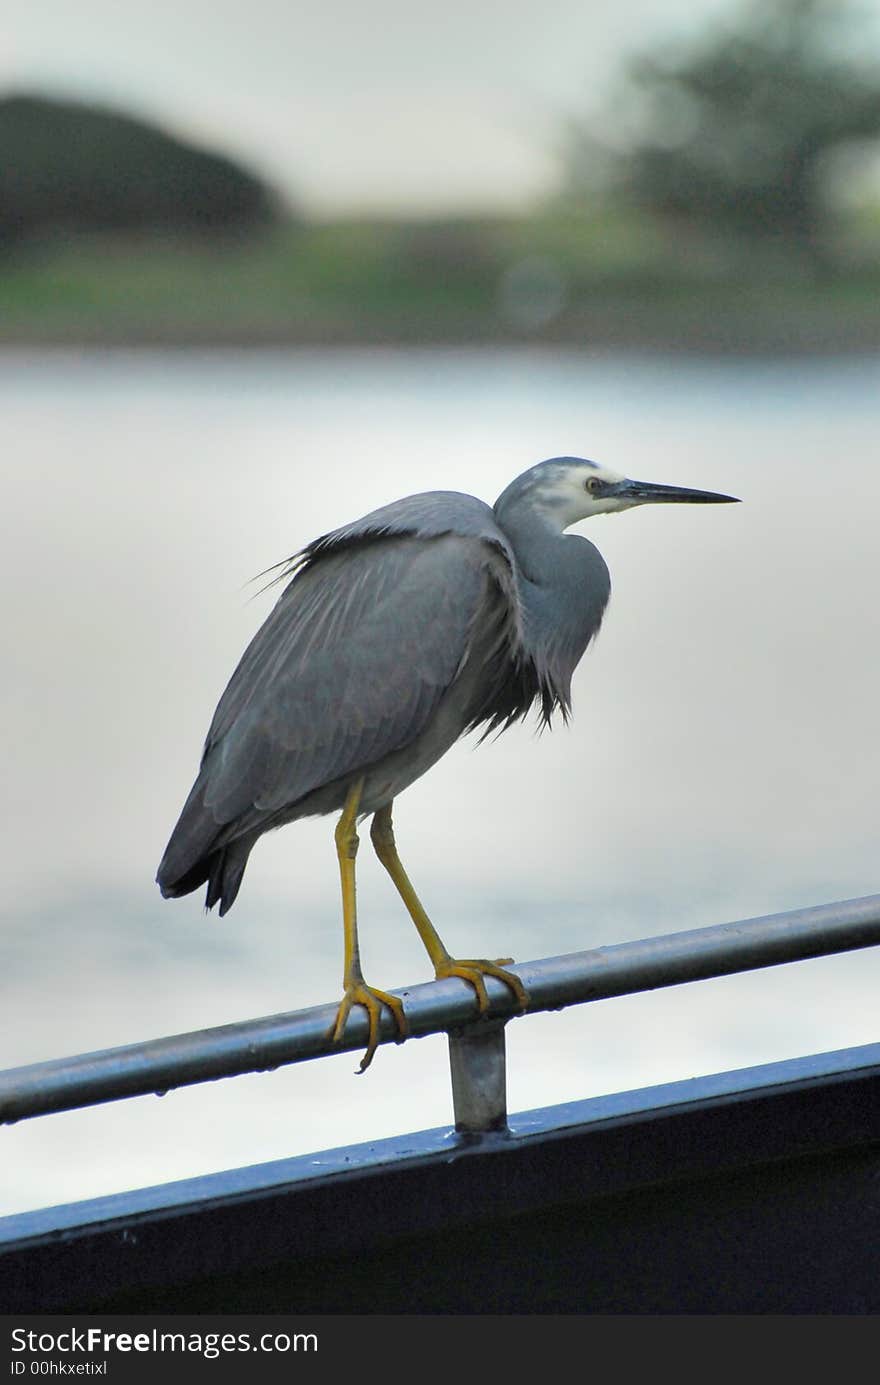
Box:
[529,459,633,527]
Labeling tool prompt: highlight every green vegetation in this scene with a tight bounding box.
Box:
[1,209,879,353]
[0,94,277,246]
[570,0,880,271]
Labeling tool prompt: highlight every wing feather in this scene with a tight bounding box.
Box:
[157,491,533,901]
[196,532,494,829]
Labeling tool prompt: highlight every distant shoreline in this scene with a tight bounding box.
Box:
[3,320,880,357]
[4,216,880,360]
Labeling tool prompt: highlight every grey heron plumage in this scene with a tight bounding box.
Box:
[157,455,738,1069]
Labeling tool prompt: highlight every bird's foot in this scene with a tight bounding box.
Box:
[331,980,409,1074]
[434,957,528,1016]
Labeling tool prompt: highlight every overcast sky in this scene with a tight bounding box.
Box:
[2,0,750,214]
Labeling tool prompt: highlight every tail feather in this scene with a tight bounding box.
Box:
[157,782,256,915]
[207,838,252,917]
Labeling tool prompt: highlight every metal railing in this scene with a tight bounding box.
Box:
[2,892,879,1135]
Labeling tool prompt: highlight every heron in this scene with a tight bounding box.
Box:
[157,456,738,1070]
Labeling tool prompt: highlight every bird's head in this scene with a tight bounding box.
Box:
[494,457,739,530]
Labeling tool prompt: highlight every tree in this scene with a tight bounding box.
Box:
[573,0,880,267]
[0,93,281,246]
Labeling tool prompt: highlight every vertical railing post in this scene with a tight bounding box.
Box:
[447,1020,508,1134]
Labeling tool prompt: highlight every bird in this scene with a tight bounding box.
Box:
[157,456,738,1070]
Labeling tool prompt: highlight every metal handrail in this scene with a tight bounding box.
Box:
[2,892,879,1133]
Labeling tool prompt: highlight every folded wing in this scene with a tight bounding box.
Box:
[157,501,524,908]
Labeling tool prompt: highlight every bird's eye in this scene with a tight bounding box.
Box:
[585,476,603,495]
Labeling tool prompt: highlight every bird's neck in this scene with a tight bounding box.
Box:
[494,503,569,585]
[495,501,612,708]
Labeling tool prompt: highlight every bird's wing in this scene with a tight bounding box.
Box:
[195,496,521,832]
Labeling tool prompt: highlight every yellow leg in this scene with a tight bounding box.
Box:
[332,778,408,1072]
[370,803,528,1015]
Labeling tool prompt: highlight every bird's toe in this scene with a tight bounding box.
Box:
[436,958,528,1015]
[330,980,409,1073]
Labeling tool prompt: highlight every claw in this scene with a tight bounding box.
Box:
[331,982,409,1073]
[435,957,528,1015]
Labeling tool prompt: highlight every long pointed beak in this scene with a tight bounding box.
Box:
[617,478,740,505]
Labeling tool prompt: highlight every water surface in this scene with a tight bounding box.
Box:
[2,347,878,1213]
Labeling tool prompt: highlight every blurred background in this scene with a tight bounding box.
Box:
[4,0,880,349]
[2,0,880,1215]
